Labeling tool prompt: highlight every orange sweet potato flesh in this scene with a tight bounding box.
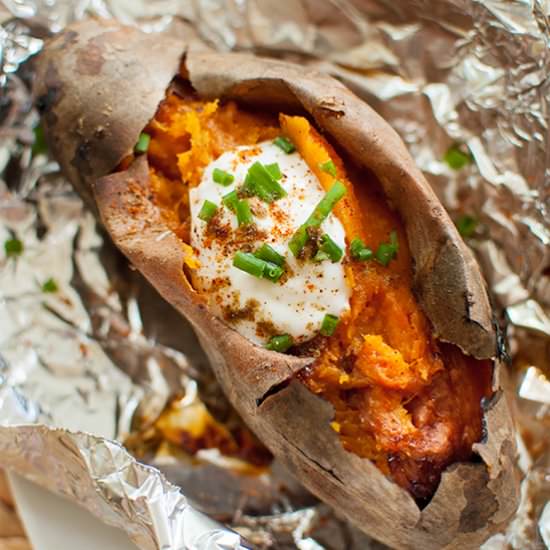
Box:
[143,89,492,502]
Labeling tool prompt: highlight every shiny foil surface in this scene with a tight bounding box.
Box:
[0,1,549,548]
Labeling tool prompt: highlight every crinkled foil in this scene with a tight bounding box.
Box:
[1,0,549,548]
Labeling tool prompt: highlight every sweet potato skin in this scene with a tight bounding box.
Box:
[34,20,520,549]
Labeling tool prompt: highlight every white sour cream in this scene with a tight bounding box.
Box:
[189,141,351,345]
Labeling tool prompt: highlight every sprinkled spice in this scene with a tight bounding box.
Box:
[223,298,259,322]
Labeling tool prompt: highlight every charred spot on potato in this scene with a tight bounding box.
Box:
[72,139,94,177]
[76,41,105,76]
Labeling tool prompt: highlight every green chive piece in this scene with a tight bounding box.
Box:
[198,200,218,223]
[244,162,287,203]
[288,228,308,258]
[263,262,284,283]
[313,250,331,263]
[350,237,373,261]
[318,234,343,263]
[134,132,151,154]
[444,144,472,170]
[265,334,293,352]
[32,125,47,157]
[320,314,340,336]
[273,136,295,154]
[265,162,282,180]
[42,277,58,293]
[319,160,337,177]
[222,190,239,211]
[233,251,266,278]
[236,199,253,226]
[350,237,366,257]
[213,168,235,186]
[289,180,347,257]
[254,244,285,266]
[356,248,373,261]
[375,231,399,266]
[4,238,23,258]
[233,252,284,283]
[456,214,478,238]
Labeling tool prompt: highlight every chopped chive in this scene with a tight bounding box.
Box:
[41,277,58,293]
[236,199,253,226]
[288,228,308,258]
[456,214,478,238]
[356,248,373,261]
[233,251,265,278]
[213,168,235,187]
[263,262,284,283]
[233,252,284,283]
[244,162,287,203]
[265,334,293,352]
[222,190,239,211]
[318,234,343,263]
[319,159,337,177]
[32,125,47,156]
[198,200,218,223]
[375,231,399,266]
[313,250,330,263]
[444,144,472,170]
[350,237,366,257]
[273,136,295,154]
[134,132,151,154]
[289,180,347,257]
[265,163,282,180]
[320,314,340,336]
[254,243,285,266]
[350,237,373,261]
[4,238,23,258]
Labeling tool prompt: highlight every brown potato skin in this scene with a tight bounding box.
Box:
[34,19,520,550]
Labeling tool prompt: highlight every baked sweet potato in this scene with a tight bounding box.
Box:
[34,19,520,549]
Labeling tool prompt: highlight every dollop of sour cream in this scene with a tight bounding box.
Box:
[189,141,351,345]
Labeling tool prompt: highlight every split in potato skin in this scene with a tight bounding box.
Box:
[129,80,493,504]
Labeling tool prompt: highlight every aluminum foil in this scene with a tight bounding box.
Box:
[0,0,549,548]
